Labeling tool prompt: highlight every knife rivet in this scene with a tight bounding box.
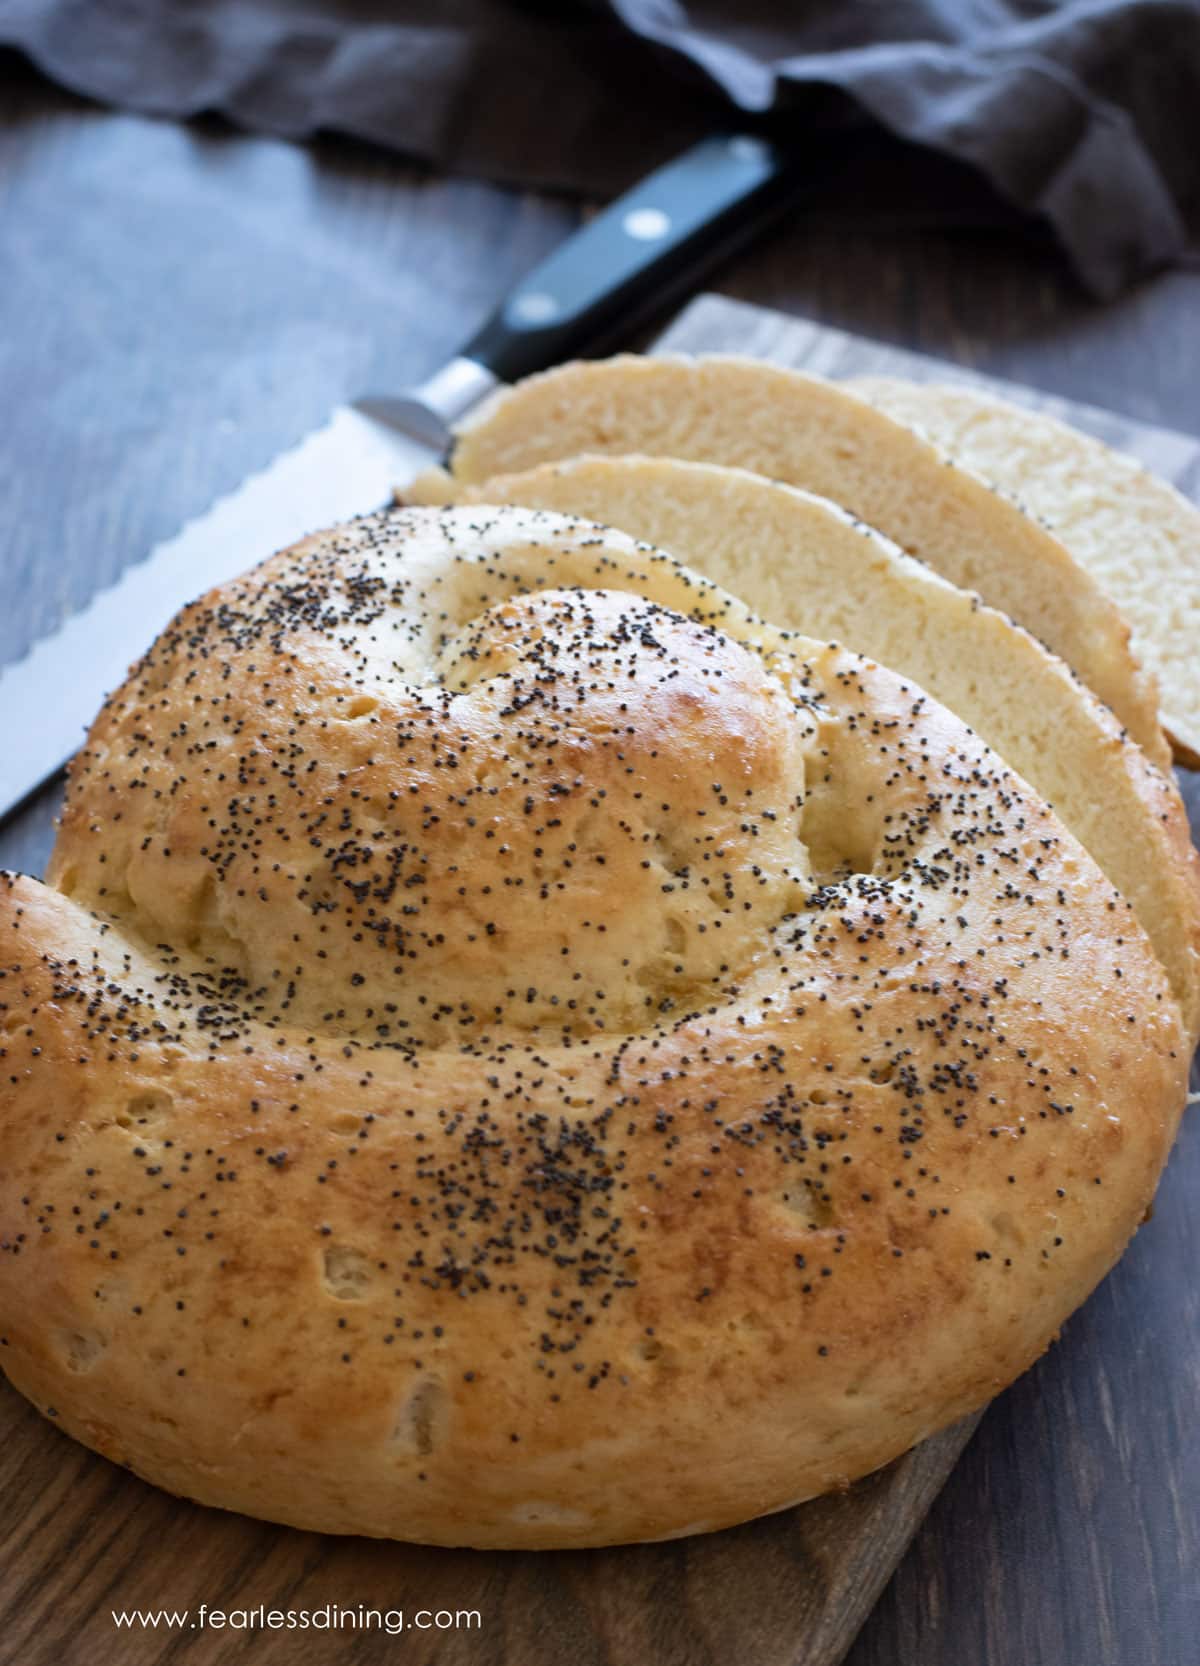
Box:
[508,291,561,325]
[728,136,768,163]
[623,207,671,241]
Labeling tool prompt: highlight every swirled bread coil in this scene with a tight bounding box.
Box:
[0,506,1187,1547]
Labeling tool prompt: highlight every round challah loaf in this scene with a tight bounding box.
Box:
[0,505,1188,1548]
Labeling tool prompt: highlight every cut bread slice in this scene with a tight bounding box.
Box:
[443,453,1200,1039]
[849,377,1200,767]
[407,354,1168,768]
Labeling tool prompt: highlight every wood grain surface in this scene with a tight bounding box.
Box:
[0,1387,974,1666]
[0,56,1197,1666]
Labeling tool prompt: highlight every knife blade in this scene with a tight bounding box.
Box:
[0,133,805,823]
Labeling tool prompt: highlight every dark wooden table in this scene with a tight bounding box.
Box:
[1,56,1197,1666]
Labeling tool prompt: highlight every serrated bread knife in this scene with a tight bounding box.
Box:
[0,135,805,822]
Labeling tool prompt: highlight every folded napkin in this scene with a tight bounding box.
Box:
[0,0,1196,297]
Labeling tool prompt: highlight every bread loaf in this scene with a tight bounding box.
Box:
[444,455,1200,1038]
[0,506,1187,1548]
[849,378,1200,766]
[408,354,1168,765]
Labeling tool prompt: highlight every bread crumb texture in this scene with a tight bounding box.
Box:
[850,378,1200,767]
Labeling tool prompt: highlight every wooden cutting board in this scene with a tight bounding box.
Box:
[2,294,1197,1666]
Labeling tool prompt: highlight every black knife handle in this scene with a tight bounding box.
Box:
[461,134,802,383]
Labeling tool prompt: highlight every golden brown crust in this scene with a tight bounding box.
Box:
[0,506,1187,1547]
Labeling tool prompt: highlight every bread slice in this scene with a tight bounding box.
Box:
[407,354,1168,767]
[443,454,1200,1039]
[849,377,1200,767]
